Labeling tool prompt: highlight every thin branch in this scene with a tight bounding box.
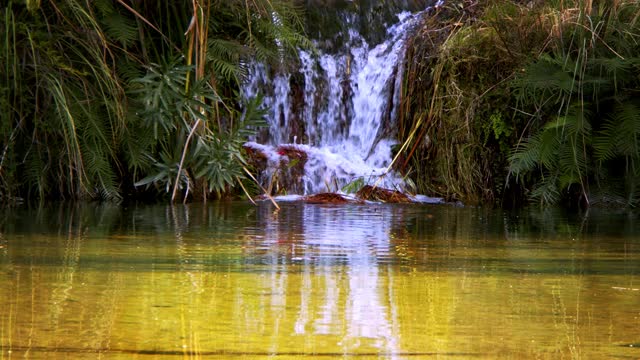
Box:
[171,118,201,203]
[243,166,280,210]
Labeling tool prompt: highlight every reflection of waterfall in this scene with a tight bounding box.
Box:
[253,204,403,355]
[243,9,431,194]
[299,205,398,352]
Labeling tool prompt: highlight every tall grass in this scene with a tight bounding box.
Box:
[1,0,125,201]
[397,0,539,205]
[0,0,307,203]
[396,0,640,207]
[127,0,308,203]
[509,0,640,207]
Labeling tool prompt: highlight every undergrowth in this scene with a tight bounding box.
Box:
[397,0,640,208]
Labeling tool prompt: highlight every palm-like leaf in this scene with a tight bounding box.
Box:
[595,102,640,161]
[1,0,308,201]
[509,104,592,205]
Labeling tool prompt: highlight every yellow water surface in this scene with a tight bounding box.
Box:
[1,203,638,359]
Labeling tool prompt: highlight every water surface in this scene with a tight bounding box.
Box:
[1,202,639,359]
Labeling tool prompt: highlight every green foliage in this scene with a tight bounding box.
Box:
[483,111,513,153]
[0,0,305,202]
[130,59,267,199]
[209,0,311,68]
[134,145,185,194]
[509,105,592,205]
[594,103,640,162]
[207,38,247,86]
[397,0,640,208]
[130,59,213,137]
[396,1,533,204]
[341,177,366,194]
[506,0,640,207]
[592,102,640,205]
[98,1,138,49]
[1,0,126,201]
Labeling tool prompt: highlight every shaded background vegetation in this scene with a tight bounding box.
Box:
[303,0,433,49]
[0,0,308,203]
[3,0,640,209]
[397,0,640,208]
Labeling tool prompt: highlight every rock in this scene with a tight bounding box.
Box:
[303,192,354,204]
[243,143,308,195]
[356,185,412,203]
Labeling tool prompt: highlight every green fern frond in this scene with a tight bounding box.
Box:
[102,13,138,48]
[595,102,640,161]
[210,56,242,85]
[69,95,122,200]
[81,141,121,201]
[509,135,542,176]
[117,59,144,84]
[557,139,588,187]
[207,39,246,85]
[208,38,245,61]
[509,101,593,205]
[121,111,154,175]
[247,33,279,63]
[530,174,560,206]
[594,119,620,161]
[537,128,562,170]
[93,0,114,17]
[23,148,48,200]
[512,55,576,96]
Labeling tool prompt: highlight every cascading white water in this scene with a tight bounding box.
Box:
[243,8,437,197]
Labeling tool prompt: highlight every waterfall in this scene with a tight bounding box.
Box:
[243,6,437,197]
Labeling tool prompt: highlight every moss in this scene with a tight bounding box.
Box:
[396,0,556,205]
[397,0,640,208]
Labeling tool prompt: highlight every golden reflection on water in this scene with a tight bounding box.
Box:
[0,203,639,359]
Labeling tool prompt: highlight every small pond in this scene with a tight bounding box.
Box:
[1,202,639,358]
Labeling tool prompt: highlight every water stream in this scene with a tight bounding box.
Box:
[243,7,435,195]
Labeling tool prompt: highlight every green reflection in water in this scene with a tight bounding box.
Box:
[0,203,639,359]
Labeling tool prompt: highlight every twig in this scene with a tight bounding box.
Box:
[243,167,280,210]
[236,175,257,205]
[171,118,201,203]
